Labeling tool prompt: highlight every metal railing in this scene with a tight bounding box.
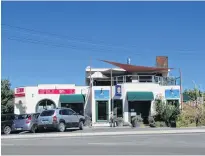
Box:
[92,75,179,86]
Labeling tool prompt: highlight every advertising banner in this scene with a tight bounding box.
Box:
[115,85,122,96]
[94,89,109,100]
[38,89,75,94]
[165,89,180,99]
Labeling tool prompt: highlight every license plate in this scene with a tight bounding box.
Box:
[16,128,22,130]
[42,121,49,124]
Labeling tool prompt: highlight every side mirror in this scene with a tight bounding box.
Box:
[74,112,79,115]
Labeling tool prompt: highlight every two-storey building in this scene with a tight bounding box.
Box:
[14,57,181,126]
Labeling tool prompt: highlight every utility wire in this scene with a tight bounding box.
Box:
[2,23,202,55]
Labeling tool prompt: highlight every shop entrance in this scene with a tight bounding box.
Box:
[128,101,151,124]
[96,101,108,122]
[61,103,84,115]
[113,99,123,118]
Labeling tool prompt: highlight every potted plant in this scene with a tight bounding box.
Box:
[148,116,156,128]
[115,117,124,127]
[131,114,143,128]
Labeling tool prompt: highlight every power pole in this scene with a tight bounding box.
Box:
[110,68,114,127]
[179,68,183,110]
[89,57,92,119]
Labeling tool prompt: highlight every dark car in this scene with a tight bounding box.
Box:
[1,114,16,135]
[13,113,40,133]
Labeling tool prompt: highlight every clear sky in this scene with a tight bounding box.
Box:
[2,2,205,90]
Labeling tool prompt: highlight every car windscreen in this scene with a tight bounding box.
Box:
[40,110,55,116]
[16,114,30,120]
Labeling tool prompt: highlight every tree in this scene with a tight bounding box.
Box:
[184,88,205,104]
[1,79,14,114]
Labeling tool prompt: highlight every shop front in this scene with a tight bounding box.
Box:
[127,91,154,124]
[165,89,180,106]
[94,89,110,122]
[59,94,85,115]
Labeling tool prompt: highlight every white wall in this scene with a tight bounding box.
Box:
[14,84,89,114]
[90,83,181,124]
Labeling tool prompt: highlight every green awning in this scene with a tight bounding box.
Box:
[127,92,154,101]
[59,94,85,103]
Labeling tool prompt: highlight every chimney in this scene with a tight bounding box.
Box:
[156,56,168,68]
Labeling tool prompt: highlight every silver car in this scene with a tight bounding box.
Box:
[37,108,85,132]
[13,113,39,133]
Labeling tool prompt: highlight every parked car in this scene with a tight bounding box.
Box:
[1,114,16,135]
[38,108,85,132]
[13,113,40,133]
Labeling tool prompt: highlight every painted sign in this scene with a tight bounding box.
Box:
[15,88,25,97]
[115,85,122,96]
[94,89,109,100]
[165,89,180,99]
[38,89,75,94]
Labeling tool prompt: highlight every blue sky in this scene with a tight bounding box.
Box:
[2,2,205,90]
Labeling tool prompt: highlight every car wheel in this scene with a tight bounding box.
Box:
[31,125,37,133]
[58,122,65,132]
[4,126,11,135]
[79,121,84,130]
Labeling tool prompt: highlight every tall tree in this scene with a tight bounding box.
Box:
[1,79,14,114]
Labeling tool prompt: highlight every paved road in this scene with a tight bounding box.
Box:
[2,133,205,155]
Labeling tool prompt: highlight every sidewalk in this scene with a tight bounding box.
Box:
[2,127,205,140]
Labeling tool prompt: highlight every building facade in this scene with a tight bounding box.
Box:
[14,58,181,126]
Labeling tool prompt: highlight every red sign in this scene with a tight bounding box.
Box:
[15,93,25,97]
[38,89,75,94]
[16,88,24,93]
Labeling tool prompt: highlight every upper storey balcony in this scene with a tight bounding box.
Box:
[85,59,180,87]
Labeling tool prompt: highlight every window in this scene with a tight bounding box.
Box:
[60,109,69,115]
[40,110,55,116]
[16,114,30,119]
[67,109,75,115]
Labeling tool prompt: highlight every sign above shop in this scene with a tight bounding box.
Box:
[165,89,180,99]
[94,89,109,100]
[115,85,122,96]
[38,89,75,94]
[15,88,25,97]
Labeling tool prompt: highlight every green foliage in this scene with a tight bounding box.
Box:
[184,88,205,103]
[155,100,180,127]
[176,104,205,127]
[155,121,167,127]
[131,114,143,127]
[1,79,14,114]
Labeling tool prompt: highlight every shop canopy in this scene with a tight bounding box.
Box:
[100,60,172,73]
[127,92,154,101]
[59,94,85,103]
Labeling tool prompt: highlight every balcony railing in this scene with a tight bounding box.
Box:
[91,75,179,86]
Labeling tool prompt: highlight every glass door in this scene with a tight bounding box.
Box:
[96,101,108,122]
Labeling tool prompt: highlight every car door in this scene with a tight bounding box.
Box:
[62,109,72,128]
[68,109,79,127]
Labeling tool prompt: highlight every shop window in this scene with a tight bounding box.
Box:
[36,99,56,113]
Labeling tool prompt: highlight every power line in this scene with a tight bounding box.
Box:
[2,23,202,55]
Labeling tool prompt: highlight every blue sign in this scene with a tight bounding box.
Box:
[95,89,109,100]
[115,85,122,96]
[165,89,180,99]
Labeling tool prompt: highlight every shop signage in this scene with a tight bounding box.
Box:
[165,89,180,99]
[38,89,75,94]
[15,88,25,97]
[94,89,109,100]
[115,85,122,96]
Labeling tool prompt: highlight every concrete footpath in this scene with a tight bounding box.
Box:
[2,127,205,139]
